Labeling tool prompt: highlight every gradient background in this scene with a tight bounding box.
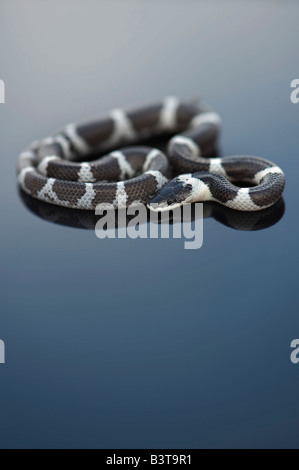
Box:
[0,0,299,449]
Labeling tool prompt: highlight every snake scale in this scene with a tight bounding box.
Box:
[17,97,285,212]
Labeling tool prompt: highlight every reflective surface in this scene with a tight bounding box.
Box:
[0,1,299,449]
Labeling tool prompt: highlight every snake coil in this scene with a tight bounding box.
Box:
[17,97,285,212]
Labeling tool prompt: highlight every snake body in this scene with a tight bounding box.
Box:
[17,97,285,211]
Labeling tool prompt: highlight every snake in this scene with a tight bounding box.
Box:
[17,97,285,212]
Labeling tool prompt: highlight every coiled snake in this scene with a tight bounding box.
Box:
[17,97,285,212]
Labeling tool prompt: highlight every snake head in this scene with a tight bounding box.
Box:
[148,175,193,211]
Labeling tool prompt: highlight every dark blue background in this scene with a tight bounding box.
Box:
[0,1,298,448]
